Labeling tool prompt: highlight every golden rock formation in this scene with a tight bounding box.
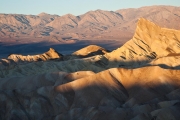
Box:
[105,18,180,68]
[8,48,62,62]
[72,45,109,57]
[1,18,180,119]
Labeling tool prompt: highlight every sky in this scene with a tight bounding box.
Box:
[1,0,180,16]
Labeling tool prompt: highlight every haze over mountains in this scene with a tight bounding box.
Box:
[0,5,180,44]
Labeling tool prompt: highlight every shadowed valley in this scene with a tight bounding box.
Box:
[0,5,180,59]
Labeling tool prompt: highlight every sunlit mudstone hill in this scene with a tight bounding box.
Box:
[72,45,110,57]
[105,18,180,68]
[1,18,180,119]
[8,48,63,62]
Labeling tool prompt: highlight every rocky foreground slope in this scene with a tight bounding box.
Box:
[1,18,180,120]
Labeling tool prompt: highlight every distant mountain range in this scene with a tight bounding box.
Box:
[0,5,180,44]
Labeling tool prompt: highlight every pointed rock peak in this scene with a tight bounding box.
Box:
[84,45,105,49]
[133,18,162,42]
[7,48,63,62]
[83,9,120,18]
[66,13,75,16]
[72,45,109,57]
[38,12,49,16]
[105,18,180,64]
[75,45,105,52]
[45,48,63,58]
[87,9,107,14]
[136,18,160,30]
[61,13,76,18]
[48,48,56,52]
[94,9,104,12]
[135,18,180,45]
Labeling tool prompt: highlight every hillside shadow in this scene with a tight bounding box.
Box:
[54,80,180,106]
[1,76,180,119]
[0,40,123,58]
[53,70,180,119]
[73,49,111,58]
[1,55,180,119]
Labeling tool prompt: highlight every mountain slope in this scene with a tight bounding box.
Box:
[0,13,58,38]
[0,5,180,43]
[1,18,180,119]
[8,48,63,62]
[72,45,110,57]
[1,65,180,119]
[105,18,180,68]
[1,18,180,77]
[116,5,180,31]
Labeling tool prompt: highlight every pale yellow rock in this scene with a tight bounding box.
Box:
[105,18,180,68]
[72,45,109,57]
[8,48,62,62]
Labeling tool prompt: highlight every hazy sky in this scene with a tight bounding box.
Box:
[1,0,180,16]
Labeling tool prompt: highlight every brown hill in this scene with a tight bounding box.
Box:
[1,18,180,77]
[116,5,180,31]
[0,5,180,44]
[72,45,110,57]
[46,14,79,31]
[0,48,62,70]
[8,48,63,62]
[0,13,58,38]
[104,18,180,68]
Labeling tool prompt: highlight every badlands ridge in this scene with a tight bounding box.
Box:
[0,18,180,120]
